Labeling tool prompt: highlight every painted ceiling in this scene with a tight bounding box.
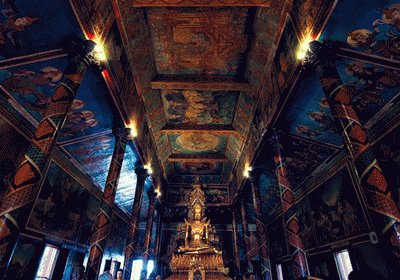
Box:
[1,0,399,219]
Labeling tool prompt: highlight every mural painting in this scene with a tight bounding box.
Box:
[0,0,82,59]
[79,194,101,245]
[0,117,29,198]
[232,92,254,136]
[282,72,342,146]
[226,135,241,163]
[174,162,223,176]
[103,214,129,264]
[62,134,114,190]
[148,7,250,75]
[27,161,91,242]
[296,198,317,249]
[309,168,368,246]
[372,125,400,210]
[0,58,66,122]
[163,206,188,224]
[281,135,337,191]
[336,59,400,125]
[3,235,43,280]
[308,252,340,280]
[273,18,299,90]
[161,89,238,125]
[322,0,400,61]
[104,22,131,93]
[169,133,227,154]
[259,171,281,221]
[166,186,229,206]
[72,0,112,37]
[267,216,288,258]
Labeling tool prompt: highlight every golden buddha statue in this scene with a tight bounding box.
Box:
[178,178,221,255]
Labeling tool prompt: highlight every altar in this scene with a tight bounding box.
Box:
[167,178,230,280]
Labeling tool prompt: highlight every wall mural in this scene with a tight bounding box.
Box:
[103,213,129,265]
[322,0,400,61]
[174,162,223,176]
[169,133,227,154]
[166,186,229,206]
[336,59,400,125]
[291,0,329,38]
[296,197,317,249]
[267,216,288,258]
[27,161,93,243]
[0,0,82,59]
[281,135,337,191]
[273,18,299,90]
[148,7,251,76]
[3,235,43,280]
[0,117,29,198]
[259,171,282,221]
[281,72,342,146]
[161,89,238,125]
[309,168,368,246]
[373,125,400,210]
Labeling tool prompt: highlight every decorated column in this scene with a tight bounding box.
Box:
[0,39,97,277]
[240,197,254,276]
[123,165,148,278]
[306,41,400,269]
[140,189,157,280]
[231,207,242,278]
[249,170,273,280]
[271,132,309,278]
[153,206,163,276]
[86,128,131,280]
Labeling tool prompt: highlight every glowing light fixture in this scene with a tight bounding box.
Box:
[144,163,153,175]
[155,188,162,197]
[128,122,138,138]
[296,35,313,61]
[92,40,107,62]
[243,164,252,178]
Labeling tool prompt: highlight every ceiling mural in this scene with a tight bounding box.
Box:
[173,162,223,176]
[169,133,227,154]
[161,89,238,125]
[0,0,82,59]
[279,72,342,146]
[148,7,252,76]
[335,59,400,125]
[321,0,400,60]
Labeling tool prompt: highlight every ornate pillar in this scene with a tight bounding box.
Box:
[240,197,253,276]
[306,41,400,269]
[0,39,96,277]
[249,170,273,280]
[86,128,131,280]
[232,207,242,278]
[123,165,148,279]
[271,132,309,278]
[140,189,157,280]
[153,206,163,276]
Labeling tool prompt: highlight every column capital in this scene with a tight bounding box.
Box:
[113,127,132,143]
[65,39,99,73]
[135,164,149,182]
[248,169,261,185]
[304,41,335,69]
[147,189,157,200]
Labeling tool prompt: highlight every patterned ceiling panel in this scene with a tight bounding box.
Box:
[160,89,239,125]
[232,91,254,135]
[168,133,228,155]
[148,7,252,76]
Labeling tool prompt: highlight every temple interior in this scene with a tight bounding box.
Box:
[1,1,400,280]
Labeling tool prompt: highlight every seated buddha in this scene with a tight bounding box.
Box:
[178,203,221,255]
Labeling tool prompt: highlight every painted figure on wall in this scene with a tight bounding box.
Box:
[162,90,237,125]
[309,169,368,246]
[27,162,90,242]
[0,6,39,46]
[61,99,98,137]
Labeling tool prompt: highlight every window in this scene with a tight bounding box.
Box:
[334,249,353,280]
[276,264,284,280]
[35,245,60,280]
[131,259,154,280]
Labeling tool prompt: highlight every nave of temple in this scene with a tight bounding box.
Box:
[0,1,400,280]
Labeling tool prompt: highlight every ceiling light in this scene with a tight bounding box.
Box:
[296,35,313,61]
[128,123,138,138]
[92,41,107,62]
[243,164,252,178]
[144,163,153,175]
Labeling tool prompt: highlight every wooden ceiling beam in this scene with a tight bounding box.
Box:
[132,0,272,7]
[151,76,253,92]
[160,124,239,136]
[168,154,229,163]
